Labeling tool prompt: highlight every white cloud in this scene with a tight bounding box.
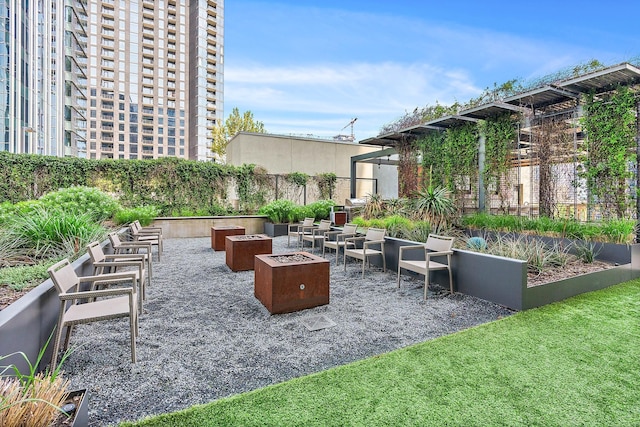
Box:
[224,61,483,139]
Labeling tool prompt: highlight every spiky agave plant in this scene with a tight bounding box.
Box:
[411,186,455,233]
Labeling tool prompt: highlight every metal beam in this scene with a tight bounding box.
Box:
[350,147,397,198]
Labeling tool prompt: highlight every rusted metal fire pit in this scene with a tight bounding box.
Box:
[211,226,245,250]
[254,252,330,314]
[225,234,272,271]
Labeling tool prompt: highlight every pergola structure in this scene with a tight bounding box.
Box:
[353,62,640,223]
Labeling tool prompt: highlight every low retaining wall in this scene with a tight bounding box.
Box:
[150,216,268,238]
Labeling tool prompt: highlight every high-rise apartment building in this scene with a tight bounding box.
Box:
[0,0,88,157]
[86,0,224,161]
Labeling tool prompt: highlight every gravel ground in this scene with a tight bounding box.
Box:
[62,236,514,426]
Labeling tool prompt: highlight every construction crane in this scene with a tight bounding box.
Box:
[334,117,358,142]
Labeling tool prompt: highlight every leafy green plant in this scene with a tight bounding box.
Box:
[258,200,298,224]
[315,173,337,200]
[305,200,336,221]
[0,263,50,291]
[382,215,412,238]
[39,186,121,223]
[1,208,108,261]
[114,205,161,226]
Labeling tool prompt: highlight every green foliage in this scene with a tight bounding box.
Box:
[305,200,336,221]
[444,122,478,195]
[419,134,447,189]
[580,85,638,219]
[481,114,517,190]
[39,186,121,223]
[0,262,50,290]
[411,186,455,233]
[210,108,267,160]
[460,213,636,244]
[475,233,572,274]
[315,173,337,200]
[1,208,108,262]
[285,172,309,187]
[572,240,601,264]
[382,215,412,238]
[258,200,298,224]
[114,205,161,226]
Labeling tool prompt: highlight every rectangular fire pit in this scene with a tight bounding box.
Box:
[254,252,330,314]
[211,226,245,250]
[225,234,272,271]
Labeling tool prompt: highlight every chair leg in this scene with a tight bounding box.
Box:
[397,266,401,288]
[130,314,137,363]
[448,267,454,294]
[382,254,386,273]
[361,258,365,278]
[50,323,64,371]
[424,270,430,300]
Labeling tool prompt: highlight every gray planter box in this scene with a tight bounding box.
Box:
[385,235,640,311]
[0,243,106,375]
[263,222,289,237]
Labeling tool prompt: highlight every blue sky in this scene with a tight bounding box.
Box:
[223,1,640,141]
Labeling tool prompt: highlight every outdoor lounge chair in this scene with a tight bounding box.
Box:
[129,221,163,260]
[322,222,358,264]
[343,227,387,277]
[301,219,332,253]
[47,258,139,371]
[86,241,150,311]
[287,217,315,248]
[397,234,455,299]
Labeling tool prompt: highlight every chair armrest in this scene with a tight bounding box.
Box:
[425,250,454,259]
[60,286,134,300]
[344,236,365,247]
[363,239,385,249]
[77,271,138,284]
[323,230,342,237]
[104,253,148,262]
[399,244,426,257]
[93,260,144,270]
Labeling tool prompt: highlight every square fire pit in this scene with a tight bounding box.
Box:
[211,226,245,250]
[225,234,272,272]
[254,252,330,314]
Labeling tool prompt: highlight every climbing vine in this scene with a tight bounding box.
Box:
[418,131,447,189]
[481,113,517,192]
[444,122,479,200]
[315,172,337,200]
[581,85,638,219]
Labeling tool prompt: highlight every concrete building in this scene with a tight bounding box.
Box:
[0,0,88,157]
[226,132,392,202]
[86,0,223,160]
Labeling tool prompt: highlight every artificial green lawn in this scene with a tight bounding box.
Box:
[122,280,640,426]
